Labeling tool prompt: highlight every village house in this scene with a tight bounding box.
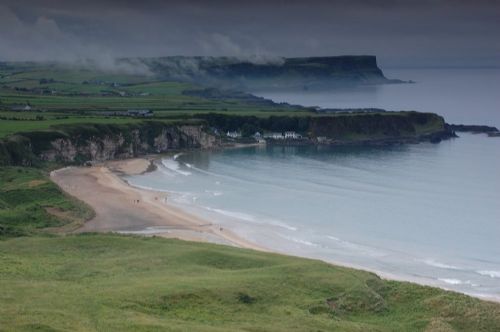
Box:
[316,136,328,143]
[253,132,262,139]
[264,132,285,139]
[10,104,32,111]
[226,131,241,138]
[253,132,266,143]
[284,131,302,139]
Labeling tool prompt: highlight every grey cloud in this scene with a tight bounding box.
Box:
[0,0,499,67]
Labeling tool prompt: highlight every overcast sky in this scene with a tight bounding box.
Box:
[0,0,499,67]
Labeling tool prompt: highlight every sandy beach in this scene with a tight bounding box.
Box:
[50,158,263,250]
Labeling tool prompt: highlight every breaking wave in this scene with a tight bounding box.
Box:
[477,270,500,278]
[202,206,297,231]
[438,278,478,287]
[161,159,192,176]
[278,234,318,247]
[421,259,460,270]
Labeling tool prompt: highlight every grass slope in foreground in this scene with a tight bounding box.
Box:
[1,234,500,331]
[0,166,93,238]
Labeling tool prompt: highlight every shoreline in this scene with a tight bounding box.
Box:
[50,158,264,251]
[51,156,500,304]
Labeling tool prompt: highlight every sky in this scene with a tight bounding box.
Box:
[0,0,499,67]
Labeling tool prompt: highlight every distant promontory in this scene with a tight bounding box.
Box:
[140,55,403,89]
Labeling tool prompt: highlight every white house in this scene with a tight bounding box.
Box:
[253,132,262,139]
[284,131,302,139]
[263,132,284,139]
[316,136,328,143]
[11,104,32,111]
[253,132,266,143]
[226,131,241,138]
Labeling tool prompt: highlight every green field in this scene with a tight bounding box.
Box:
[0,62,316,140]
[0,116,151,139]
[1,234,500,332]
[0,63,299,113]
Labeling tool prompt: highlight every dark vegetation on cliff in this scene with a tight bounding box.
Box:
[197,111,450,141]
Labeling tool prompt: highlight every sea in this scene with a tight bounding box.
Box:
[127,68,500,300]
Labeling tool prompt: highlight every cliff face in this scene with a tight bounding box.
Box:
[0,113,456,166]
[201,56,386,80]
[307,113,455,144]
[0,123,219,166]
[142,55,396,89]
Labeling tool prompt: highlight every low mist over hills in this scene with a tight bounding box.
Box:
[139,55,401,90]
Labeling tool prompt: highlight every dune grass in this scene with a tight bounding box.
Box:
[1,234,500,332]
[0,166,92,237]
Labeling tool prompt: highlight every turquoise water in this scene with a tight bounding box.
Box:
[128,69,500,299]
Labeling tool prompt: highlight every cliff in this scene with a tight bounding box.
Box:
[0,112,456,166]
[141,55,399,89]
[308,112,454,143]
[0,122,219,166]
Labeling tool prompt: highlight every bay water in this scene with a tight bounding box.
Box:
[127,68,500,300]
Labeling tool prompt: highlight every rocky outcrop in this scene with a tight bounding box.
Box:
[179,125,219,149]
[0,122,220,166]
[448,124,499,134]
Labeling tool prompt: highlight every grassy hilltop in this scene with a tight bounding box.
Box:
[1,62,498,331]
[2,234,500,331]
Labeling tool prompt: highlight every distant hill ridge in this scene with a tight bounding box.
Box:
[139,55,402,89]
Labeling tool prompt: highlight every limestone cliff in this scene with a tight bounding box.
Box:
[0,122,219,166]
